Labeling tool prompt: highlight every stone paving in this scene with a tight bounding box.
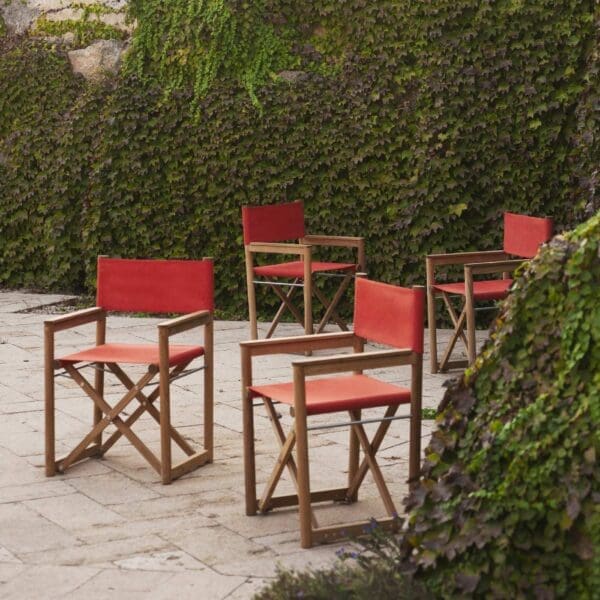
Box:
[0,289,485,599]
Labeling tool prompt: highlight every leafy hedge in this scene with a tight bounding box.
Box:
[257,211,600,599]
[0,1,598,320]
[401,211,600,597]
[0,38,86,290]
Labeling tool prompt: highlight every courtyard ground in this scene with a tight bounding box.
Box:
[0,290,483,599]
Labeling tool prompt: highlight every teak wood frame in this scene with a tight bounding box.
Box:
[244,235,366,340]
[240,331,422,549]
[426,251,522,373]
[44,307,214,485]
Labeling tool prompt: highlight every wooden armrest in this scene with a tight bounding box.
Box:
[301,235,364,247]
[426,250,508,267]
[300,235,366,269]
[247,242,311,256]
[240,331,355,357]
[465,259,523,276]
[44,307,105,333]
[158,310,212,336]
[293,348,416,377]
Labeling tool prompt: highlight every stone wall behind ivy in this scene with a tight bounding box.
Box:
[1,1,128,37]
[0,0,129,80]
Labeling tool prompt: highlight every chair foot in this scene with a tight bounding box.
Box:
[55,444,104,474]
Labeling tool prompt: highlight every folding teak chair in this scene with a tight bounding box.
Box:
[44,257,214,484]
[426,212,553,373]
[242,200,365,339]
[241,278,424,548]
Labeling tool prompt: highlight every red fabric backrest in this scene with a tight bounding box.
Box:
[503,212,553,258]
[353,278,424,353]
[242,200,305,244]
[96,257,214,314]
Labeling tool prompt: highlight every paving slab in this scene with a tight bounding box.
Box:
[0,289,488,598]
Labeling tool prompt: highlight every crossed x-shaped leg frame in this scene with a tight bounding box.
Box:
[241,332,422,548]
[45,307,213,484]
[244,236,365,340]
[261,273,354,340]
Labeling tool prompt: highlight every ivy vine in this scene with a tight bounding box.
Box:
[125,0,294,109]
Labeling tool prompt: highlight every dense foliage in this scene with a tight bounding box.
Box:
[256,211,600,599]
[402,211,600,597]
[0,38,86,290]
[0,1,598,320]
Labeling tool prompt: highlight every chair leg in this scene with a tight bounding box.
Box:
[93,318,106,447]
[245,247,259,340]
[347,409,360,503]
[409,356,423,488]
[427,288,439,374]
[241,347,257,516]
[159,333,172,485]
[426,259,439,374]
[44,325,56,477]
[464,269,477,365]
[204,319,214,461]
[294,367,313,549]
[303,258,313,337]
[93,364,104,447]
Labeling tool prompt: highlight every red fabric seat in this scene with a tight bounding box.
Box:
[58,343,204,367]
[250,374,411,416]
[433,279,512,301]
[253,261,356,279]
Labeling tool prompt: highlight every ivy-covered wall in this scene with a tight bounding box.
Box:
[0,1,598,318]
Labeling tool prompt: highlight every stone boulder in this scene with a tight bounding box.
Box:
[0,2,40,35]
[68,39,125,81]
